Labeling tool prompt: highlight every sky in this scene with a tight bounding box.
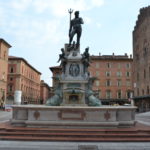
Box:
[0,0,149,86]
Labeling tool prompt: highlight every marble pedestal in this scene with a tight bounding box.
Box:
[11,105,137,128]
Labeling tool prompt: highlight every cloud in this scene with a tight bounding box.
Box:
[92,0,104,6]
[0,0,104,85]
[96,22,102,28]
[32,0,104,17]
[50,0,88,17]
[11,0,32,12]
[2,0,104,46]
[84,16,92,24]
[6,19,65,48]
[0,7,5,26]
[32,0,50,14]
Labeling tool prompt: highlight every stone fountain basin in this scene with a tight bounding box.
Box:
[11,105,137,128]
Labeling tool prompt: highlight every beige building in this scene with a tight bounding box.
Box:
[133,6,150,112]
[0,39,11,107]
[7,56,41,104]
[89,54,133,105]
[49,66,62,88]
[40,80,50,104]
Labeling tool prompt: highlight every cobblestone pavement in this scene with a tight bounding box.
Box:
[0,141,150,150]
[0,110,12,122]
[135,111,150,126]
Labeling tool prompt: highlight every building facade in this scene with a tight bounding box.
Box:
[49,66,62,98]
[0,39,11,108]
[7,56,41,104]
[89,54,133,105]
[49,66,62,88]
[40,80,50,104]
[133,6,150,112]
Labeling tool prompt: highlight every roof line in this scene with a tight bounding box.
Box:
[9,56,41,75]
[0,38,12,48]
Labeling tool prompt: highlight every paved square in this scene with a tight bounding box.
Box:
[78,145,98,150]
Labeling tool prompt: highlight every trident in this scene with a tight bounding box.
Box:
[68,8,73,37]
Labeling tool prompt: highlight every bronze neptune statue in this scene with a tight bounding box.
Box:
[68,10,84,47]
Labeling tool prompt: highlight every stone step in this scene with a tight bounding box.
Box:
[0,131,150,137]
[1,122,150,142]
[0,136,150,142]
[3,125,150,133]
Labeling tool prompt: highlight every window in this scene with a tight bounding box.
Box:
[144,69,146,79]
[137,88,139,96]
[126,72,131,77]
[126,63,130,68]
[117,80,122,86]
[96,71,99,77]
[4,51,6,60]
[106,71,111,77]
[95,63,99,68]
[149,67,150,78]
[142,89,144,95]
[99,90,101,98]
[126,80,131,86]
[55,73,60,78]
[10,67,14,73]
[95,80,100,87]
[117,71,122,77]
[106,80,111,86]
[117,90,122,99]
[137,73,139,81]
[89,71,92,77]
[143,47,147,56]
[10,77,13,81]
[147,86,149,95]
[118,63,121,69]
[2,72,5,80]
[107,63,111,68]
[136,54,139,60]
[126,91,131,99]
[22,66,24,74]
[106,90,111,99]
[8,85,13,92]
